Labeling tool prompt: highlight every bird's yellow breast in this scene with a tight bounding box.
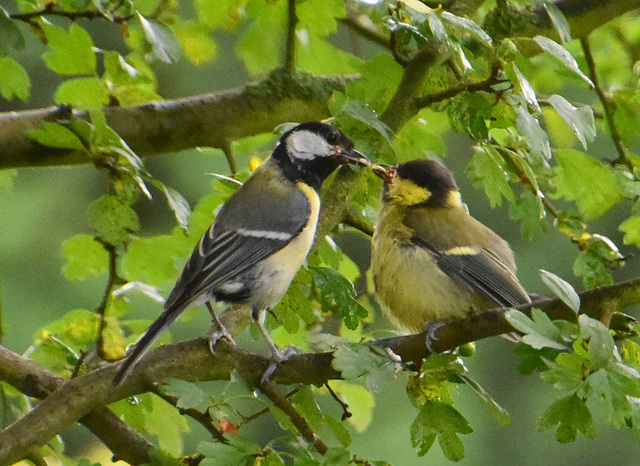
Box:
[252,182,320,310]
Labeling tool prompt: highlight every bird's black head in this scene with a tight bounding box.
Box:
[272,122,370,190]
[379,159,460,208]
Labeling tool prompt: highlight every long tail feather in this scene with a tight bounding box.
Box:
[112,307,182,385]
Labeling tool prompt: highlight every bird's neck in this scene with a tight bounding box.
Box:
[272,144,336,191]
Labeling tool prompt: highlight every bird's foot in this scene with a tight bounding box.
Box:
[261,345,298,385]
[424,320,445,354]
[207,323,236,353]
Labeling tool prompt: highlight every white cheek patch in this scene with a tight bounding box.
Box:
[287,130,333,160]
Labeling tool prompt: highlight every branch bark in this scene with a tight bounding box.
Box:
[2,276,640,464]
[0,70,355,170]
[0,345,154,465]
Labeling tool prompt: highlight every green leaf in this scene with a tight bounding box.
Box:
[573,249,613,290]
[553,149,622,219]
[619,216,640,247]
[0,7,25,52]
[138,13,181,64]
[536,393,596,442]
[332,343,396,392]
[515,106,552,160]
[505,309,566,350]
[441,12,492,47]
[540,270,580,313]
[467,144,515,207]
[338,101,391,142]
[197,441,251,465]
[161,379,208,411]
[459,374,511,426]
[411,400,473,460]
[392,116,445,161]
[147,179,191,231]
[297,33,362,75]
[122,235,181,286]
[543,3,572,43]
[534,36,593,87]
[578,314,615,370]
[28,122,86,150]
[506,62,540,113]
[42,23,96,75]
[144,394,189,455]
[508,191,548,242]
[0,56,30,101]
[328,381,375,432]
[172,21,217,65]
[195,0,243,29]
[87,195,140,245]
[273,284,315,332]
[61,234,109,281]
[310,267,368,330]
[236,1,284,75]
[546,95,596,150]
[54,77,110,108]
[297,0,345,37]
[612,90,640,147]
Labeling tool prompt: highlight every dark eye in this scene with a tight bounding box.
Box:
[326,131,339,145]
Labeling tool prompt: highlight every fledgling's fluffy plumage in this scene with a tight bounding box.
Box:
[371,159,529,334]
[114,122,369,384]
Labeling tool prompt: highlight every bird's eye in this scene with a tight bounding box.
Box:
[326,131,339,145]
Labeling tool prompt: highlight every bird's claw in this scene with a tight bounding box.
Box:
[207,324,236,353]
[424,320,445,353]
[260,345,297,385]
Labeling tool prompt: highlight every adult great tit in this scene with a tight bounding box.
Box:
[113,122,369,384]
[370,159,529,334]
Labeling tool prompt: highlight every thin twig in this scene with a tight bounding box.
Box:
[284,0,298,72]
[325,383,351,421]
[220,140,237,176]
[413,68,506,110]
[152,388,227,443]
[10,3,131,23]
[260,380,328,455]
[244,387,301,423]
[342,211,374,237]
[338,15,390,49]
[580,36,629,168]
[95,240,124,361]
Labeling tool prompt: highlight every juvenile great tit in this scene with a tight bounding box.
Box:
[370,159,530,334]
[113,122,369,384]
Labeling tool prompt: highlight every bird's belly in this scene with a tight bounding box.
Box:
[372,239,488,334]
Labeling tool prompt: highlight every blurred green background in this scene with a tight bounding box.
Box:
[2,1,640,464]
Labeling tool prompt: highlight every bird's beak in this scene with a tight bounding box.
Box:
[371,163,396,183]
[334,148,371,167]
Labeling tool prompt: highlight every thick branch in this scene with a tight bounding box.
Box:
[3,276,640,464]
[0,70,355,170]
[0,345,154,465]
[380,41,445,131]
[484,0,640,41]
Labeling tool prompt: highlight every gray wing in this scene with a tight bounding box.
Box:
[405,207,529,308]
[410,236,530,307]
[165,161,312,311]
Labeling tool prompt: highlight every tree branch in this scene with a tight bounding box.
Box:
[380,40,446,131]
[580,36,630,167]
[0,70,356,170]
[0,345,154,465]
[3,276,640,464]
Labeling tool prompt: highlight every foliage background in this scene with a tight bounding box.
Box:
[1,0,640,464]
